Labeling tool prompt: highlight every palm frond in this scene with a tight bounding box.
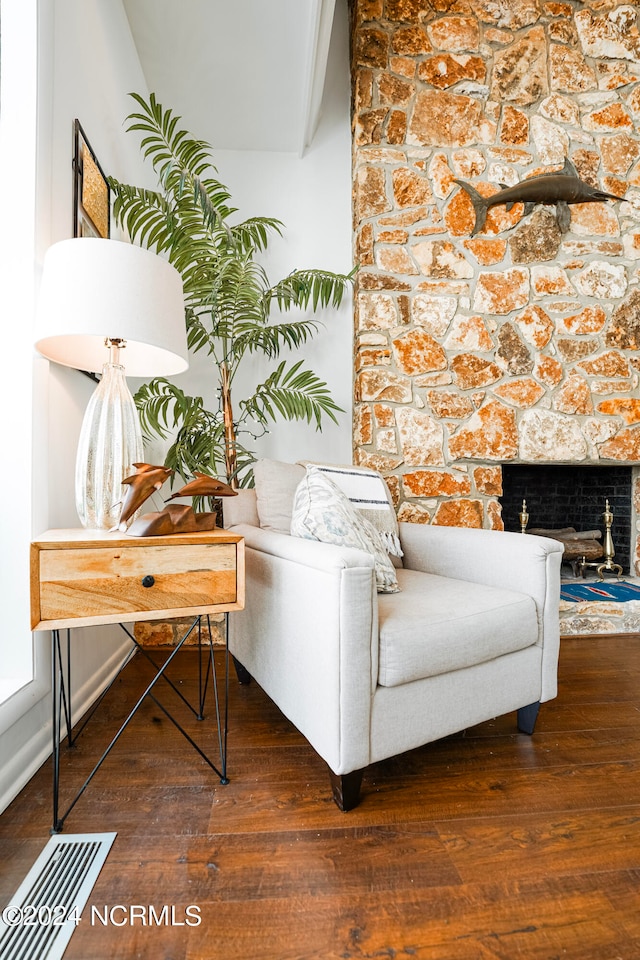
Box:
[186,310,217,355]
[240,360,343,431]
[232,317,322,359]
[230,216,284,254]
[205,256,270,347]
[123,93,234,243]
[220,441,257,489]
[179,173,234,239]
[109,180,176,252]
[134,379,213,441]
[126,92,215,183]
[267,268,354,312]
[165,420,226,483]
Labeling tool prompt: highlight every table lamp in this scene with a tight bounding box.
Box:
[35,238,188,529]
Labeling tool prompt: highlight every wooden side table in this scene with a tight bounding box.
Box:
[30,528,245,832]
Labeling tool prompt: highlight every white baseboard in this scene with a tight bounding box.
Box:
[0,637,132,816]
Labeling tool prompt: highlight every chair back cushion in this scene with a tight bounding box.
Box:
[252,458,402,553]
[253,459,305,533]
[222,488,259,528]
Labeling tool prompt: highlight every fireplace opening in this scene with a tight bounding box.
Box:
[500,464,633,576]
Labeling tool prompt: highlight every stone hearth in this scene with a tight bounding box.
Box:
[560,577,640,636]
[350,1,640,566]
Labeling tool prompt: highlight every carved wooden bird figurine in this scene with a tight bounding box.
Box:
[113,463,174,531]
[165,471,237,500]
[126,502,220,537]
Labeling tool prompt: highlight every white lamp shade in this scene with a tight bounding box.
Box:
[35,238,189,376]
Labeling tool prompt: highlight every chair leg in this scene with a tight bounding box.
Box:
[232,656,252,685]
[328,768,364,811]
[517,701,540,735]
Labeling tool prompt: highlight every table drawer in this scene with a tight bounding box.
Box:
[32,540,243,629]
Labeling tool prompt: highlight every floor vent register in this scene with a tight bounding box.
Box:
[0,832,116,960]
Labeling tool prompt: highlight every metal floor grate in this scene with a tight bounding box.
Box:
[0,832,116,960]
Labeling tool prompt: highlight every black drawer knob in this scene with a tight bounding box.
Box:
[141,575,155,588]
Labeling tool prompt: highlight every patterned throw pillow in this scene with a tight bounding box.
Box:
[299,461,403,558]
[290,467,400,594]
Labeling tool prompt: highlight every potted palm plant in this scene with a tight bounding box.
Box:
[109,93,353,488]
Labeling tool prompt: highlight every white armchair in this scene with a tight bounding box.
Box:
[224,461,563,810]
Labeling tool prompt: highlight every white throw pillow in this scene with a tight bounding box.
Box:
[290,467,400,594]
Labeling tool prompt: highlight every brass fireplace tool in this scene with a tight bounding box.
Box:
[519,498,623,581]
[579,499,623,581]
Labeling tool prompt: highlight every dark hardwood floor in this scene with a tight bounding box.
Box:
[1,633,639,959]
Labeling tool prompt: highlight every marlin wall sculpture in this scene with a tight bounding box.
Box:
[454,157,625,237]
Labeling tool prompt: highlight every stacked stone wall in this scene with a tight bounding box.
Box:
[351,0,640,549]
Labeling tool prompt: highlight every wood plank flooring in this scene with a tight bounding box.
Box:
[0,633,639,959]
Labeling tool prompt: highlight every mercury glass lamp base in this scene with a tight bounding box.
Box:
[75,362,144,529]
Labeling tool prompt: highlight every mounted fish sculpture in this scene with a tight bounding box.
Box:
[113,463,237,537]
[454,157,625,237]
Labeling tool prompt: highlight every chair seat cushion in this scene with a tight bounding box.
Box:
[377,568,538,687]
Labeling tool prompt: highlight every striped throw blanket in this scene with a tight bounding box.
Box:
[299,462,403,557]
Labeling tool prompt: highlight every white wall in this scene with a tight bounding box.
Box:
[144,0,354,471]
[0,0,353,815]
[0,0,152,814]
[0,0,38,689]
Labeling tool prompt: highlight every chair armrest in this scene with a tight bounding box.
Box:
[227,523,377,774]
[228,522,375,573]
[400,522,562,592]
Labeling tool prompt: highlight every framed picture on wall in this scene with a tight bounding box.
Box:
[73,119,110,239]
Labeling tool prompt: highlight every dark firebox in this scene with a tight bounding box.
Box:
[500,464,632,575]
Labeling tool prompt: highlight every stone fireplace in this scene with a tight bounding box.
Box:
[350,1,640,575]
